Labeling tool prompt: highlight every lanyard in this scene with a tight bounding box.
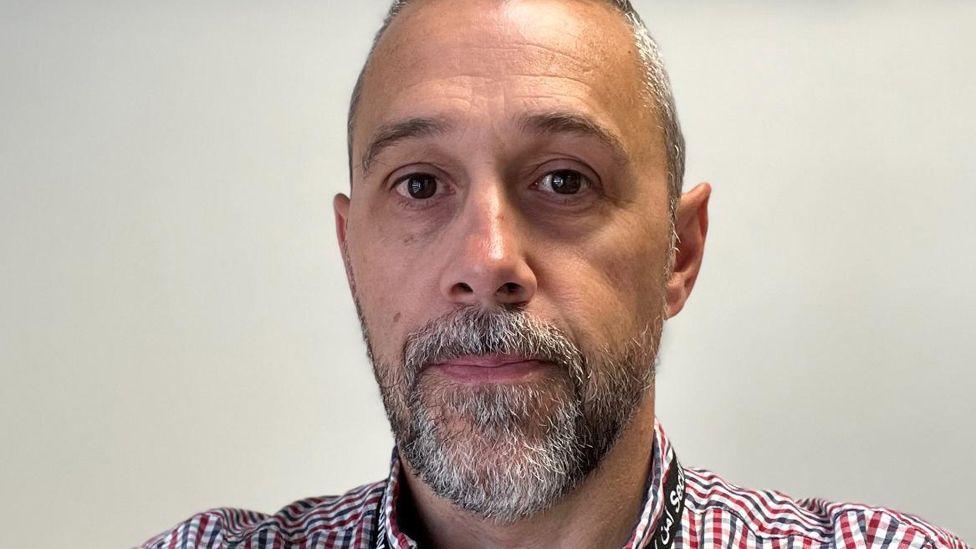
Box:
[646,448,686,549]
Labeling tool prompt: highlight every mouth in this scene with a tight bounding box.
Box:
[428,353,555,383]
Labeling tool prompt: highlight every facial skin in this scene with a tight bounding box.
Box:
[334,0,710,546]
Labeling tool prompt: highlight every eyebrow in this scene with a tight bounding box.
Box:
[518,111,629,167]
[358,111,629,177]
[360,117,452,176]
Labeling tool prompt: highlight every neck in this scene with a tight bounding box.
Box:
[399,388,657,549]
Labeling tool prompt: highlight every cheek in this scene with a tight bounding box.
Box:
[540,216,671,346]
[348,224,440,361]
[600,231,670,303]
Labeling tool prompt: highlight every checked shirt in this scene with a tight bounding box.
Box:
[141,420,970,548]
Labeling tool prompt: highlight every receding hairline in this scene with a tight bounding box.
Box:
[346,0,685,214]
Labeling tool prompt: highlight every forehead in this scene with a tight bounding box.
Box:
[353,0,658,165]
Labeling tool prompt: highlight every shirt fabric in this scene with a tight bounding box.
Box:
[141,420,970,548]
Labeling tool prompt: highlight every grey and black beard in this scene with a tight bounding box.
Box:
[358,304,659,523]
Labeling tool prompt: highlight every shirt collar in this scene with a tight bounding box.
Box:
[379,418,677,549]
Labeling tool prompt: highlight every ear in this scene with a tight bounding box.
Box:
[333,193,353,281]
[665,182,711,318]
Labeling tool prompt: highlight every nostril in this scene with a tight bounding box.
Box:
[457,282,474,294]
[500,282,520,294]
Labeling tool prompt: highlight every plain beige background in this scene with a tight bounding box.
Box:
[2,1,974,547]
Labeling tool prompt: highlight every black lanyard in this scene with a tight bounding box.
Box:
[647,448,686,549]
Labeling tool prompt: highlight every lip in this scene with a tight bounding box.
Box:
[429,354,553,383]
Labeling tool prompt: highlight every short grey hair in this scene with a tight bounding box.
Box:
[347,0,685,215]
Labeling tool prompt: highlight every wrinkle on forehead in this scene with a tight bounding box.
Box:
[356,0,659,171]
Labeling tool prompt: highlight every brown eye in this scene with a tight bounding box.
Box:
[538,170,587,195]
[395,173,438,199]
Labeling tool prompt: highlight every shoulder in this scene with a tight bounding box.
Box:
[139,479,388,548]
[681,466,970,548]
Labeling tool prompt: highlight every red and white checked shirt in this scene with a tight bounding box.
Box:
[141,420,970,548]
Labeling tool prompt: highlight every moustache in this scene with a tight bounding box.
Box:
[401,307,587,391]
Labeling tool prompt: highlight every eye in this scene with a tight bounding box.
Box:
[394,173,439,199]
[537,169,590,195]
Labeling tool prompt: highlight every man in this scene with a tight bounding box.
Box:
[143,0,969,547]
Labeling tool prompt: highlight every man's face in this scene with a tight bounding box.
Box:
[335,0,676,520]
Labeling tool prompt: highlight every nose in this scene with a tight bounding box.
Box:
[439,188,537,308]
